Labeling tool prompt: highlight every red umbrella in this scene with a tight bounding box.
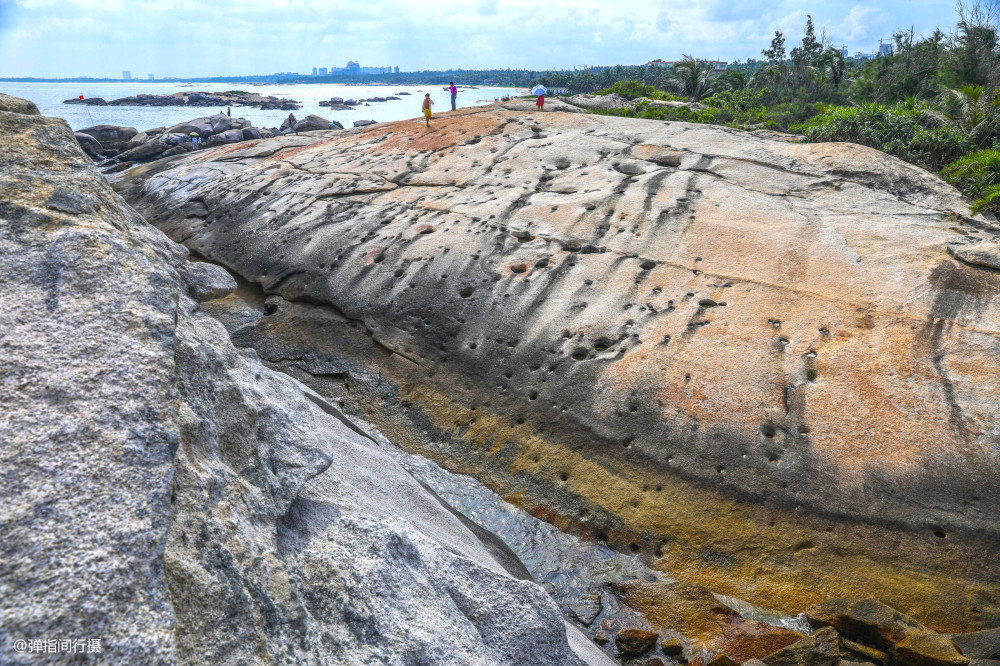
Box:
[78,95,84,100]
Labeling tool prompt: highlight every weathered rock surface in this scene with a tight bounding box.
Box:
[77,123,138,151]
[115,103,1000,629]
[952,628,1000,660]
[2,97,610,665]
[761,627,840,666]
[948,236,1000,270]
[74,130,104,158]
[615,628,659,656]
[0,91,40,114]
[293,113,335,132]
[807,598,968,666]
[565,93,635,111]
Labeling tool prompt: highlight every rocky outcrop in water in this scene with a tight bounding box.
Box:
[64,90,300,110]
[1,96,609,665]
[72,114,285,166]
[116,102,1000,630]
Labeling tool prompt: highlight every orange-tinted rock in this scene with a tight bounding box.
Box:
[895,632,969,666]
[762,627,840,666]
[615,628,660,657]
[613,580,736,642]
[715,620,805,662]
[807,598,967,666]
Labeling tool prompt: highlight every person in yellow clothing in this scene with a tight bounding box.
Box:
[422,93,433,127]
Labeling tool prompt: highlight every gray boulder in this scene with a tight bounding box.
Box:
[205,128,244,146]
[241,127,262,140]
[354,119,378,127]
[178,261,237,302]
[292,114,334,132]
[165,120,212,137]
[161,144,193,157]
[951,628,1000,660]
[948,237,1000,270]
[259,128,275,138]
[119,132,191,161]
[77,124,139,151]
[74,131,104,159]
[0,92,39,115]
[279,112,297,131]
[208,113,232,133]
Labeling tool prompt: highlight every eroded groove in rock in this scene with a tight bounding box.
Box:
[116,103,1000,630]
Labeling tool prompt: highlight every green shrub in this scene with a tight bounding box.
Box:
[801,103,971,169]
[596,80,683,101]
[941,149,1000,213]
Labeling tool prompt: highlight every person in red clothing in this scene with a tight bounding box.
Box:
[535,93,545,111]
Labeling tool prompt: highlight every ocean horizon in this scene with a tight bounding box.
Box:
[1,81,521,131]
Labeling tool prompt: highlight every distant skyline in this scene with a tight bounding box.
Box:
[0,0,964,79]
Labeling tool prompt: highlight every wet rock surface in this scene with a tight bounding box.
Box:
[114,102,1000,630]
[1,96,610,665]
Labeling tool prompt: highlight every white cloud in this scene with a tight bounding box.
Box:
[0,0,965,77]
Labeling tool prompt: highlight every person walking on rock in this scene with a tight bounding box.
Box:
[226,106,231,117]
[422,93,434,127]
[449,82,457,111]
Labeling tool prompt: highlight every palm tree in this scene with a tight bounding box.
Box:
[921,85,1000,146]
[667,56,723,101]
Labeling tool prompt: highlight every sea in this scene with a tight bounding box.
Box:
[0,81,522,132]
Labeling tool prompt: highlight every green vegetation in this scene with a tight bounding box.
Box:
[534,1,1000,213]
[942,149,1000,212]
[596,80,684,101]
[802,102,970,168]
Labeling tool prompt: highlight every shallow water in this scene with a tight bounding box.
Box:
[1,81,520,131]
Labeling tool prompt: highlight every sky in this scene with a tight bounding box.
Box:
[0,0,964,78]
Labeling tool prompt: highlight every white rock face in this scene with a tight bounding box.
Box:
[1,98,608,665]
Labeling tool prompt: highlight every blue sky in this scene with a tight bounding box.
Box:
[0,0,963,78]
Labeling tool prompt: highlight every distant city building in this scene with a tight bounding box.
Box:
[319,61,399,77]
[854,51,875,61]
[122,70,131,80]
[147,73,154,80]
[878,41,894,56]
[312,67,317,76]
[647,59,727,72]
[837,47,848,58]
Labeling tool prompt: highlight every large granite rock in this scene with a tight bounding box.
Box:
[115,102,1000,630]
[1,97,609,665]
